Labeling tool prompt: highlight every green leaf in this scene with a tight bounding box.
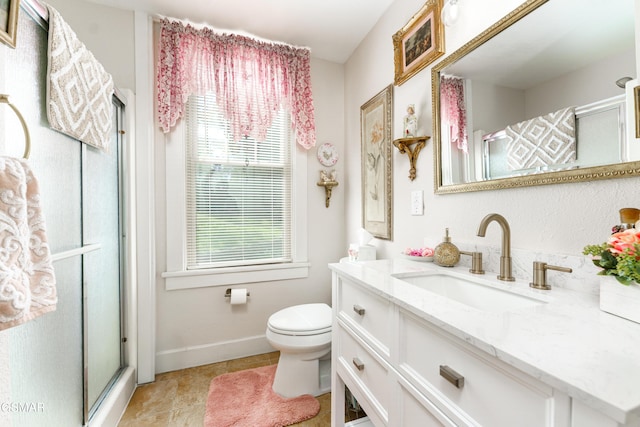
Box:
[599,251,617,269]
[615,276,633,286]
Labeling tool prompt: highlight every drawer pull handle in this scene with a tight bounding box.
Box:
[352,357,365,371]
[440,365,464,389]
[353,304,366,316]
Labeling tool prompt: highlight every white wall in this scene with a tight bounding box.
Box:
[525,47,635,118]
[344,0,640,270]
[470,81,525,134]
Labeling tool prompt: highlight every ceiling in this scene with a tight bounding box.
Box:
[85,0,395,63]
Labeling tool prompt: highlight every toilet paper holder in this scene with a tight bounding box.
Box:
[224,288,250,298]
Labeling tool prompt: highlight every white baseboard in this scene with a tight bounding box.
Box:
[90,367,136,427]
[155,334,275,374]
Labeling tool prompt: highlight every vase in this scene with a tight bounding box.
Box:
[599,276,640,324]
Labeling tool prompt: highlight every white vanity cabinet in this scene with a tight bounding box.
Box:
[395,308,566,426]
[332,271,394,426]
[330,268,639,427]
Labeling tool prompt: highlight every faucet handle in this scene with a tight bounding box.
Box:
[459,251,485,274]
[529,261,572,290]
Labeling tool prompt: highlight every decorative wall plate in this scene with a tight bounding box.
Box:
[317,142,338,166]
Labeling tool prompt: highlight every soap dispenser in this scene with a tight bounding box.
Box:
[434,228,460,267]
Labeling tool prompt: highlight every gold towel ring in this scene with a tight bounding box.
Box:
[0,94,31,159]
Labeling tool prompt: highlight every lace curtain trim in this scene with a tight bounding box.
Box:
[440,75,467,153]
[157,19,316,149]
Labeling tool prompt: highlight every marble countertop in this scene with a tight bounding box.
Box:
[329,258,640,424]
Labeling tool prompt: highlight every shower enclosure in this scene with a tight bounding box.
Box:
[1,5,134,426]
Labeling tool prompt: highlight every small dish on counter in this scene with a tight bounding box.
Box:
[401,254,434,262]
[401,246,435,262]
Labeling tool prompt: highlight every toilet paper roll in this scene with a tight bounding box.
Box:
[230,288,248,305]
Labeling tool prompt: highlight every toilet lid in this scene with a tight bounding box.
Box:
[268,303,332,336]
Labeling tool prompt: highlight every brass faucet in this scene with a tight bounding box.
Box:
[459,250,485,274]
[530,261,572,290]
[476,213,515,281]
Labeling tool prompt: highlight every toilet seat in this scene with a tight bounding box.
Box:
[267,303,331,336]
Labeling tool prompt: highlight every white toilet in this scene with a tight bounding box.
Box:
[266,303,332,398]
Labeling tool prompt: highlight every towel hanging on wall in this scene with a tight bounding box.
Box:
[0,157,57,331]
[505,106,577,171]
[45,4,114,151]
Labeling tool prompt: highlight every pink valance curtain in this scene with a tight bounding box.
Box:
[440,75,467,153]
[156,19,316,149]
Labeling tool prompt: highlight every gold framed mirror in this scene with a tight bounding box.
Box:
[432,0,638,194]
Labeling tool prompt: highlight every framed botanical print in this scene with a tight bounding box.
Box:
[393,0,445,86]
[0,0,19,48]
[361,84,393,240]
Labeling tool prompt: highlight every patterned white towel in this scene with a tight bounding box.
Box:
[506,107,576,171]
[0,157,56,330]
[46,4,113,151]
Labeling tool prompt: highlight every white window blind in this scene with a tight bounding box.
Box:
[184,93,292,269]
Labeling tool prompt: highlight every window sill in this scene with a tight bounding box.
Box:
[161,262,310,291]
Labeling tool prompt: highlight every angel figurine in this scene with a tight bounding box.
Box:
[404,104,418,137]
[320,169,337,183]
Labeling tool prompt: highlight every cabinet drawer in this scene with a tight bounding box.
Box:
[394,375,459,427]
[336,323,391,421]
[398,310,554,427]
[337,278,392,357]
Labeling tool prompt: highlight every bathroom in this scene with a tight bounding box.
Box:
[0,0,638,425]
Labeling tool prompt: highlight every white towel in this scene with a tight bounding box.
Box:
[0,157,56,331]
[506,107,576,170]
[46,4,114,151]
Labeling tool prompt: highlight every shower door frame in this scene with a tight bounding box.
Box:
[82,94,128,425]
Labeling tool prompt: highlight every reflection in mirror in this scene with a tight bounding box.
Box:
[433,0,637,193]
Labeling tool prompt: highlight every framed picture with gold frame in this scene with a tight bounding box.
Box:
[0,0,19,48]
[393,0,444,86]
[361,84,393,240]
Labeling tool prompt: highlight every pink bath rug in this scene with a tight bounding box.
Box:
[204,364,320,427]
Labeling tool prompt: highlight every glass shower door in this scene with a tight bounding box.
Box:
[82,97,125,422]
[5,9,129,426]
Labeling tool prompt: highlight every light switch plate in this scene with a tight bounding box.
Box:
[411,190,423,215]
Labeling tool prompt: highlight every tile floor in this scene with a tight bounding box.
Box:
[117,352,365,426]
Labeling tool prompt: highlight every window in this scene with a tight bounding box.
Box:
[184,93,292,269]
[163,95,308,290]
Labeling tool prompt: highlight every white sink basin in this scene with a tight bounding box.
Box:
[393,271,547,312]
